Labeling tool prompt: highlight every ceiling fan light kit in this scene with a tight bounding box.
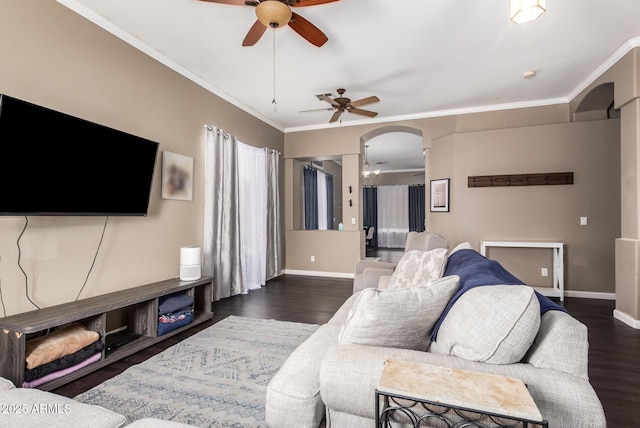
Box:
[200,0,334,47]
[255,0,292,28]
[510,0,546,24]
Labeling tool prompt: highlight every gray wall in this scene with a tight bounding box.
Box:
[0,0,283,316]
[0,0,622,317]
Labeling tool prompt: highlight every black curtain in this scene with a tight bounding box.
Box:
[363,186,378,248]
[304,166,318,229]
[325,173,334,229]
[409,184,425,232]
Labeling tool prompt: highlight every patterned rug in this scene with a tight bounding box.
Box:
[74,316,319,427]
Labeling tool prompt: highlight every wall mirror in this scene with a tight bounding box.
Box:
[291,156,343,230]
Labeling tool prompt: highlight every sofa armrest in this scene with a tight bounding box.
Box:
[377,275,392,289]
[524,310,589,379]
[319,344,606,428]
[0,377,14,391]
[353,267,394,293]
[354,260,396,275]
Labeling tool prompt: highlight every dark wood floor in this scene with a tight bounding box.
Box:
[53,269,640,427]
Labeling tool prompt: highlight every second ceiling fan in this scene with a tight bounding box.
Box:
[198,0,338,47]
[304,88,380,123]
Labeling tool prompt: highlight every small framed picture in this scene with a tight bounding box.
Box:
[162,151,194,201]
[430,178,450,212]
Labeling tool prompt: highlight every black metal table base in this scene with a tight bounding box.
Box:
[376,391,549,428]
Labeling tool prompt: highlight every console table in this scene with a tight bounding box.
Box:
[0,276,213,390]
[376,359,547,427]
[480,240,565,301]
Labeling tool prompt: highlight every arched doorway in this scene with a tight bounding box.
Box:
[360,126,425,251]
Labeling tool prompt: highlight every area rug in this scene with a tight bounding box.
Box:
[74,316,320,427]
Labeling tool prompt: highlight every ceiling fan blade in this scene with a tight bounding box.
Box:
[293,0,341,6]
[329,109,343,123]
[349,108,378,118]
[319,94,340,107]
[197,0,248,5]
[288,12,328,47]
[350,95,380,108]
[242,20,267,46]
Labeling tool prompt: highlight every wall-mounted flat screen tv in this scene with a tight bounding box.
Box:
[0,94,159,216]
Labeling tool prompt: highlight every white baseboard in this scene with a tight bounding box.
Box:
[282,269,354,279]
[281,271,619,302]
[564,290,616,300]
[613,309,640,329]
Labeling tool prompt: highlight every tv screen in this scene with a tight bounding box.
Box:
[0,94,159,216]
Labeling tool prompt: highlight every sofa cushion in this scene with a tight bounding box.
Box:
[430,285,540,364]
[266,323,341,428]
[0,387,126,428]
[386,248,448,290]
[338,275,459,351]
[0,376,14,391]
[328,292,361,325]
[524,310,589,379]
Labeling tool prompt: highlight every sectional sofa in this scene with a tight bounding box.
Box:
[265,237,607,427]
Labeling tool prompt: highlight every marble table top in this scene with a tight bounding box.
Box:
[377,359,543,422]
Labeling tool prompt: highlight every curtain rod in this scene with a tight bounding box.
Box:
[204,124,229,139]
[204,124,281,154]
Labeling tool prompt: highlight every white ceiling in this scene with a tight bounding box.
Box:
[57,0,640,171]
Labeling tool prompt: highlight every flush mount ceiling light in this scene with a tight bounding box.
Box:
[255,0,292,28]
[510,0,546,24]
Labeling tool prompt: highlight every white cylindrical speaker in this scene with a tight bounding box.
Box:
[180,246,202,281]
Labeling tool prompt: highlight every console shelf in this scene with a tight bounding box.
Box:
[0,276,213,391]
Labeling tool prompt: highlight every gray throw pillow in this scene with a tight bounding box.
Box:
[338,275,459,351]
[430,285,541,364]
[386,248,448,289]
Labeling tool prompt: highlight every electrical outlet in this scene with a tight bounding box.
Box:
[310,255,315,262]
[541,268,548,277]
[580,216,588,226]
[351,217,356,225]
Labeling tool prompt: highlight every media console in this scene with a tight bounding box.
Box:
[0,276,213,390]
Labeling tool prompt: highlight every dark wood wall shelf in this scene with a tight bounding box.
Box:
[0,277,213,391]
[467,172,574,188]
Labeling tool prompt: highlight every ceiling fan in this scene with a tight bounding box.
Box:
[198,0,338,47]
[302,88,380,123]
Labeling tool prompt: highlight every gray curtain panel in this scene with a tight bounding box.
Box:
[363,186,378,248]
[303,166,318,229]
[203,125,243,300]
[265,147,282,281]
[409,184,425,232]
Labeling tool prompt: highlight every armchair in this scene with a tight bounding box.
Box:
[353,231,448,293]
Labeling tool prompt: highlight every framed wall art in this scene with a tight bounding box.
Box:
[430,178,450,212]
[161,151,193,201]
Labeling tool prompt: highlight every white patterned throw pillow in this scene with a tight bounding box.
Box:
[430,285,541,364]
[386,248,448,289]
[338,275,459,351]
